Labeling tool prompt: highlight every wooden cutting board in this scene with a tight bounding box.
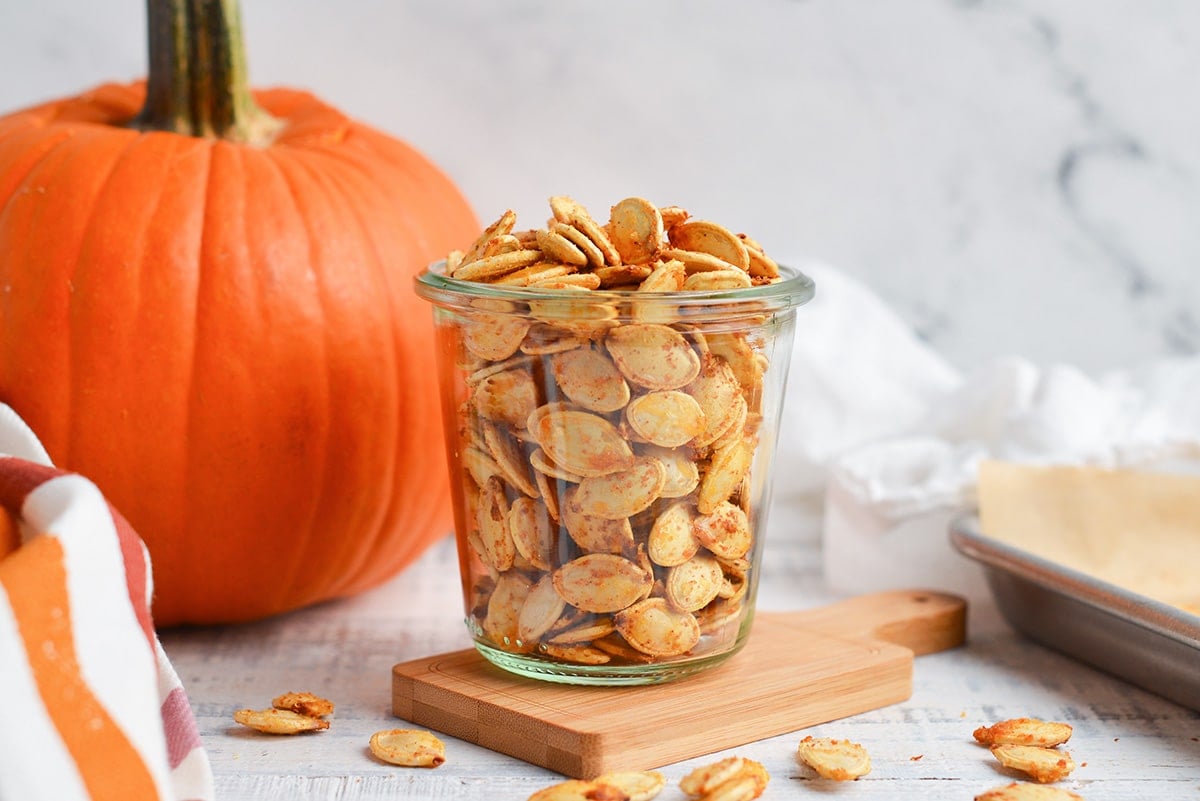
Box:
[392,589,965,778]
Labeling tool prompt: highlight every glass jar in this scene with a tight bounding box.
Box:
[415,262,814,684]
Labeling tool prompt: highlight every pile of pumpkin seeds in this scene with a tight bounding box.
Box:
[445,196,784,669]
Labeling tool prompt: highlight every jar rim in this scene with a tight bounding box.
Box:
[414,260,815,311]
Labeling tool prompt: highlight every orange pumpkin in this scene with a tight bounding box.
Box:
[0,1,477,624]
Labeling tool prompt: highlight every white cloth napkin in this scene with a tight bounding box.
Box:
[773,262,1200,605]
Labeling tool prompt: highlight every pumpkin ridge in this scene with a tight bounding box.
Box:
[0,125,75,444]
[0,128,78,218]
[0,130,86,461]
[194,142,331,618]
[250,148,337,609]
[293,140,463,591]
[280,146,440,604]
[317,127,465,224]
[181,139,286,621]
[276,144,426,610]
[292,153,401,596]
[64,131,157,470]
[136,134,212,582]
[172,138,221,621]
[261,142,459,598]
[5,127,134,465]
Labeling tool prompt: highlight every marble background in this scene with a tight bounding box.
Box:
[2,0,1197,374]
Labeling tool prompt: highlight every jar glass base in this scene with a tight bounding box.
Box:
[473,635,751,686]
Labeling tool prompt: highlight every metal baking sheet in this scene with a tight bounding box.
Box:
[950,512,1200,712]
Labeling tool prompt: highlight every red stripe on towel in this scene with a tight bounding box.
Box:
[110,504,155,646]
[160,686,204,769]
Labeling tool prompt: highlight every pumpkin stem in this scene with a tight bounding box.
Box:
[130,0,281,144]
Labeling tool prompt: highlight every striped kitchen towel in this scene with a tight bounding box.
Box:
[0,404,214,801]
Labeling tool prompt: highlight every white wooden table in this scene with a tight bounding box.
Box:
[161,508,1200,800]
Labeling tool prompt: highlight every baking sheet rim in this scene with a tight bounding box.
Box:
[950,511,1200,648]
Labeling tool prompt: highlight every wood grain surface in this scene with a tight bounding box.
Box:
[392,590,966,777]
[161,524,1200,801]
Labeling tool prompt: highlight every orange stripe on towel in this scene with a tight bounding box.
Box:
[0,534,159,801]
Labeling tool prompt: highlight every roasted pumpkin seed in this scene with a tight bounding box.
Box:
[508,497,556,571]
[990,744,1077,783]
[484,572,535,652]
[974,783,1084,801]
[710,396,749,452]
[466,353,534,385]
[462,311,531,362]
[639,445,700,498]
[527,779,626,801]
[687,356,743,447]
[695,596,743,634]
[666,554,725,612]
[562,488,636,554]
[697,438,752,515]
[795,736,871,781]
[368,728,446,768]
[482,421,540,498]
[683,269,753,292]
[595,263,655,287]
[536,226,589,266]
[462,209,517,263]
[660,247,740,275]
[668,219,750,272]
[741,236,781,279]
[606,324,701,390]
[541,643,612,665]
[680,757,749,796]
[474,368,539,428]
[461,446,503,489]
[476,476,516,571]
[549,195,621,265]
[554,554,652,614]
[530,448,584,483]
[531,409,636,478]
[613,597,700,656]
[546,616,617,645]
[271,691,334,719]
[638,258,687,293]
[570,457,665,520]
[594,770,665,801]
[590,633,655,662]
[659,205,689,230]
[552,221,606,268]
[534,469,561,522]
[625,391,706,449]
[493,261,574,287]
[532,272,603,290]
[552,347,631,413]
[528,288,619,340]
[608,197,664,265]
[518,574,568,644]
[692,501,753,560]
[647,501,699,567]
[973,718,1074,748]
[454,248,544,282]
[233,708,329,735]
[521,323,586,355]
